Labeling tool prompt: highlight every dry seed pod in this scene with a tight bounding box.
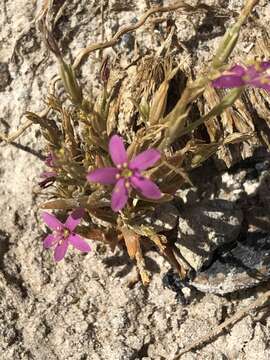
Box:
[121,226,140,259]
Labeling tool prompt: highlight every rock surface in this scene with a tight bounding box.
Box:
[176,199,243,271]
[191,234,270,294]
[133,203,179,232]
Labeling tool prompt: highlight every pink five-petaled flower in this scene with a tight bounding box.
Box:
[212,61,270,92]
[87,135,162,212]
[42,208,91,262]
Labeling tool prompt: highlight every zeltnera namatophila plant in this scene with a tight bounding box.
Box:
[2,0,270,284]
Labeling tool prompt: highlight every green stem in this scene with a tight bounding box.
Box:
[177,87,244,138]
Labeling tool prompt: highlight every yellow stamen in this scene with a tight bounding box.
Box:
[63,229,70,238]
[254,63,263,72]
[242,74,250,82]
[121,168,133,178]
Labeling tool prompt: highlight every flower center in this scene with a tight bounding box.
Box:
[121,168,133,178]
[54,226,70,245]
[63,228,70,238]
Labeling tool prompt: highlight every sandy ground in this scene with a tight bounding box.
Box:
[1,0,270,359]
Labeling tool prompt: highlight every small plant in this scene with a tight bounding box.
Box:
[1,0,269,283]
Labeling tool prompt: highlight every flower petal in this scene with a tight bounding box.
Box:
[54,240,68,262]
[229,65,246,77]
[68,234,91,252]
[247,62,270,75]
[129,149,160,171]
[212,75,245,88]
[212,65,246,88]
[43,234,55,248]
[65,208,85,231]
[248,75,270,92]
[258,83,270,92]
[109,135,128,166]
[250,81,270,91]
[245,65,260,81]
[131,176,162,199]
[42,212,63,231]
[111,178,129,212]
[87,167,118,184]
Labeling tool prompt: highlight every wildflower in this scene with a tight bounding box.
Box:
[212,61,270,91]
[87,135,162,212]
[42,208,91,262]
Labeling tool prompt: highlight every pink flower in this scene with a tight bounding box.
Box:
[87,135,162,212]
[212,61,270,91]
[42,208,91,262]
